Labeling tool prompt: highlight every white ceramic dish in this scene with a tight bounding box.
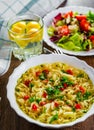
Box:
[7,54,94,128]
[43,6,94,56]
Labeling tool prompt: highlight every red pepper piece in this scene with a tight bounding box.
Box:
[54,102,59,107]
[39,101,46,106]
[23,95,29,100]
[75,103,81,109]
[42,92,47,98]
[63,83,68,88]
[66,69,73,75]
[24,80,31,87]
[32,104,38,111]
[60,87,64,91]
[79,86,85,94]
[42,69,49,74]
[42,79,48,84]
[36,71,41,77]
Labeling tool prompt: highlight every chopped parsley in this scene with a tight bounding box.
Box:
[49,113,58,123]
[29,96,41,103]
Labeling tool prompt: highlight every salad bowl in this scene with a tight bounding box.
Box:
[7,54,94,128]
[43,6,94,56]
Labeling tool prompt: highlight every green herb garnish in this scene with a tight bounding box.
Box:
[49,113,58,123]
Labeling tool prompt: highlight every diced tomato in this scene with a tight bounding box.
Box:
[63,11,73,18]
[39,101,46,106]
[42,69,49,74]
[75,103,81,109]
[90,35,94,44]
[23,95,29,100]
[32,104,38,111]
[66,69,73,75]
[54,102,59,107]
[24,80,31,87]
[60,87,64,91]
[79,86,85,94]
[80,19,90,32]
[54,13,62,23]
[42,79,48,84]
[36,71,41,77]
[58,25,69,36]
[76,15,87,21]
[63,83,68,88]
[42,92,47,98]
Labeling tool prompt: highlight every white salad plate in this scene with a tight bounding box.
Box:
[43,6,94,56]
[7,54,94,128]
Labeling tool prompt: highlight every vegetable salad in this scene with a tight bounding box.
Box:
[47,11,94,51]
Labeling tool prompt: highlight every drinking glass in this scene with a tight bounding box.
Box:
[7,13,44,60]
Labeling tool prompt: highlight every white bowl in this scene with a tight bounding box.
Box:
[7,54,94,128]
[43,6,94,56]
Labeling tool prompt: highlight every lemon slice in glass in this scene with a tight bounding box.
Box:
[9,20,43,48]
[26,21,43,42]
